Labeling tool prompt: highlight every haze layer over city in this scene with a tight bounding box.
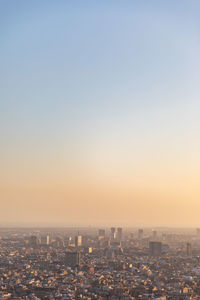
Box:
[1,0,200,228]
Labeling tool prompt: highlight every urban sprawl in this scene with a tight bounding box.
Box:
[0,227,200,299]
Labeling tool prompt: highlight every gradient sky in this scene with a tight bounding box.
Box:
[1,1,200,227]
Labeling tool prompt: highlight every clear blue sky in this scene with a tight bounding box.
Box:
[1,1,200,226]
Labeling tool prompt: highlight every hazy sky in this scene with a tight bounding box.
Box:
[1,1,200,227]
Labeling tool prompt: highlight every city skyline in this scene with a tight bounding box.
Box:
[1,1,200,227]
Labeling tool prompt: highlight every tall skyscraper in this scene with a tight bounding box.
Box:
[186,243,192,256]
[105,248,115,259]
[110,227,116,239]
[117,227,123,240]
[98,229,105,237]
[138,228,143,239]
[149,241,162,256]
[46,235,50,245]
[75,235,82,247]
[30,235,39,247]
[65,251,80,268]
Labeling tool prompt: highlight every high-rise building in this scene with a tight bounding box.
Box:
[117,227,123,240]
[98,229,105,237]
[46,235,50,245]
[138,229,143,239]
[65,251,80,268]
[87,247,93,254]
[30,235,39,247]
[149,241,162,256]
[105,248,115,259]
[186,243,192,256]
[75,235,82,247]
[110,227,116,239]
[66,236,73,246]
[56,237,65,248]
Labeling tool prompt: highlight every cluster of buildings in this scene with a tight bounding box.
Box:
[0,227,200,299]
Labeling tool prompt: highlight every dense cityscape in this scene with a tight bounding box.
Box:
[1,227,200,299]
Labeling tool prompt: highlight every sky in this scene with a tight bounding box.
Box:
[0,1,200,227]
